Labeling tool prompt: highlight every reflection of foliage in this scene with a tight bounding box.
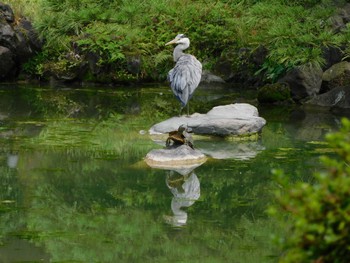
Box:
[28,115,155,161]
[20,87,136,118]
[0,165,24,242]
[20,88,86,118]
[28,186,164,262]
[272,118,350,262]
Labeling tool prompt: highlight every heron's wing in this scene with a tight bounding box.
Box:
[167,68,174,82]
[168,54,202,107]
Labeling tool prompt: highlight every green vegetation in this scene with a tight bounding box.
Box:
[272,118,350,262]
[3,0,350,83]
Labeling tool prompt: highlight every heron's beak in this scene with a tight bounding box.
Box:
[165,38,178,46]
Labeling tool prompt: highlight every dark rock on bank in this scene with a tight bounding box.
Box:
[327,3,350,33]
[278,64,323,101]
[0,3,42,81]
[0,3,14,22]
[0,46,15,78]
[321,45,344,71]
[321,61,350,92]
[305,86,350,109]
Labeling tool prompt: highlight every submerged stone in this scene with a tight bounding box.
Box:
[149,103,266,137]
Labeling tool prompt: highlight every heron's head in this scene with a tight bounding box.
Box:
[165,34,190,46]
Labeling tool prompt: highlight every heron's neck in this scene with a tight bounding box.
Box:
[173,43,189,62]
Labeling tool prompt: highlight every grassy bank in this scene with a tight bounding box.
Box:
[4,0,350,83]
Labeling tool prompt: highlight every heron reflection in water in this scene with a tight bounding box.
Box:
[165,34,202,116]
[164,170,200,227]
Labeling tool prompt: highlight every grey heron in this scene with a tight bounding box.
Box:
[165,34,202,116]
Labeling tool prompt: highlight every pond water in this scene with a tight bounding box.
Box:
[0,84,345,262]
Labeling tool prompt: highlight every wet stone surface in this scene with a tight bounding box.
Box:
[149,103,266,137]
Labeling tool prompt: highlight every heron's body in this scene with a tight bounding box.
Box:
[166,34,202,112]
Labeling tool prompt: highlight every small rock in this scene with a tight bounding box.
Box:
[200,70,225,84]
[199,70,226,89]
[145,145,207,168]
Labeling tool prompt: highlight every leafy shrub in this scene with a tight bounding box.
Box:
[273,118,350,262]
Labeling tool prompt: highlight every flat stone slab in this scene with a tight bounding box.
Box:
[149,103,266,137]
[145,145,207,168]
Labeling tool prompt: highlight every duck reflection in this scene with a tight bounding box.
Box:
[163,168,200,227]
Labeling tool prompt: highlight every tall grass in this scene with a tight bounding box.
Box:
[3,0,349,82]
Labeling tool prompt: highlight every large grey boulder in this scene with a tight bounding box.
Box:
[278,63,323,101]
[149,103,266,137]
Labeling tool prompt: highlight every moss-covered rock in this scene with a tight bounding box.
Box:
[257,83,292,103]
[321,61,350,92]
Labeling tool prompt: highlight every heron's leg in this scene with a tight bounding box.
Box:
[179,106,184,117]
[186,101,190,117]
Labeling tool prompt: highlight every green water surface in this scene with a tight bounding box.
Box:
[0,84,343,262]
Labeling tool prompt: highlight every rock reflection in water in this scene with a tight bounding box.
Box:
[286,106,346,141]
[197,140,265,160]
[7,153,18,168]
[164,169,200,227]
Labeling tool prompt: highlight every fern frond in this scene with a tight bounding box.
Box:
[153,50,171,66]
